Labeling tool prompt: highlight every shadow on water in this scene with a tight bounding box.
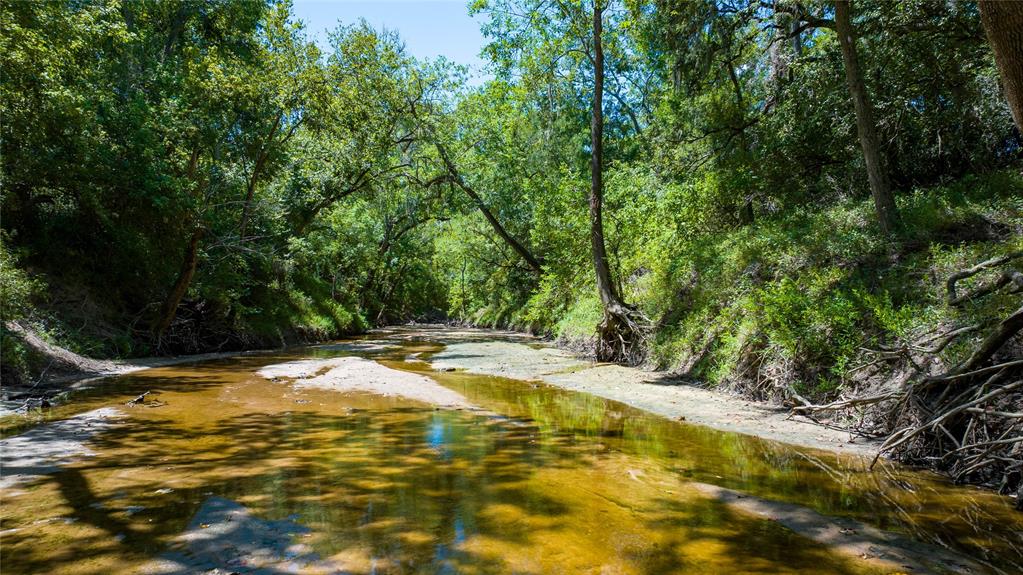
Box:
[2,403,875,574]
[1,329,1020,574]
[373,338,1023,572]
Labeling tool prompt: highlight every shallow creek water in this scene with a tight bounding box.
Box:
[1,328,1021,574]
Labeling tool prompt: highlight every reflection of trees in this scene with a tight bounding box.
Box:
[3,349,1020,573]
[424,368,1022,571]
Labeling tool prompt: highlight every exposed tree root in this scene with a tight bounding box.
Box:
[946,250,1023,305]
[951,305,1023,375]
[595,304,648,365]
[791,253,1023,500]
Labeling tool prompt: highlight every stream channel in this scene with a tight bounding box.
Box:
[1,326,1021,574]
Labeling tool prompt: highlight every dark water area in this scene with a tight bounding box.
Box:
[1,328,1020,574]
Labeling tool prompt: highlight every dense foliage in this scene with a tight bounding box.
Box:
[2,0,1020,410]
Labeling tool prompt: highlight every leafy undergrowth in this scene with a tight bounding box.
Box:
[0,242,368,387]
[525,170,1023,405]
[660,172,1020,399]
[490,169,1021,494]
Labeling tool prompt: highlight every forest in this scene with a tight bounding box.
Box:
[2,0,1022,503]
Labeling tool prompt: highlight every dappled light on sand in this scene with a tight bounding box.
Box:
[2,330,1021,574]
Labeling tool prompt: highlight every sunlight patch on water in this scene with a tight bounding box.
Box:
[0,329,1020,574]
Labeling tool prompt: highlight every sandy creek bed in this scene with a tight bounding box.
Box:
[0,326,1020,574]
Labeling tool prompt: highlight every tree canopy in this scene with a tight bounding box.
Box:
[3,0,1020,382]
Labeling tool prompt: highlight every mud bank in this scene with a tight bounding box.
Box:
[258,356,474,408]
[429,340,879,456]
[0,321,277,418]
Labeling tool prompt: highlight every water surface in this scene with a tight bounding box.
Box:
[1,328,1020,574]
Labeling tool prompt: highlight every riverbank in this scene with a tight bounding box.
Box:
[2,325,1019,574]
[414,328,881,457]
[0,321,277,415]
[1,322,879,456]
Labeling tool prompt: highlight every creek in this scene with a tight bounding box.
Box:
[1,327,1020,574]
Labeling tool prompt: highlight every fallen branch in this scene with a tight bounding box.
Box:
[126,391,152,407]
[791,391,901,414]
[949,270,1023,307]
[909,324,983,354]
[950,436,1023,454]
[926,358,1023,383]
[965,407,1023,418]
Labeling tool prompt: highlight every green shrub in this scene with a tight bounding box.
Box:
[0,238,39,322]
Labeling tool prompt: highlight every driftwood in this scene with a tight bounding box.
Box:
[125,390,152,407]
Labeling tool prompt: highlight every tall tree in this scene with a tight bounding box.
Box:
[151,2,315,343]
[237,3,322,238]
[469,0,650,357]
[590,0,641,362]
[834,0,899,236]
[978,1,1023,134]
[590,0,613,311]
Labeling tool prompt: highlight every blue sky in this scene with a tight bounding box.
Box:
[292,0,490,81]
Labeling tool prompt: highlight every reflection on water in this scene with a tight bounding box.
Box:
[1,330,1021,574]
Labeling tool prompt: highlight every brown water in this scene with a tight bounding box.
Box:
[1,328,1021,574]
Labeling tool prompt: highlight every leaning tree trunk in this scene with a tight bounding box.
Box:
[153,227,204,345]
[435,141,544,274]
[590,0,641,363]
[979,1,1023,134]
[834,0,899,236]
[589,0,614,312]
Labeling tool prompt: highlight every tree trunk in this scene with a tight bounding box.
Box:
[237,156,265,239]
[834,0,899,236]
[768,3,789,87]
[790,18,802,59]
[728,61,754,226]
[162,3,188,62]
[590,0,640,363]
[435,142,544,274]
[590,1,616,310]
[979,1,1023,134]
[153,227,204,343]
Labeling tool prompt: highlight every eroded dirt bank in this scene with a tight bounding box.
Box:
[0,321,274,417]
